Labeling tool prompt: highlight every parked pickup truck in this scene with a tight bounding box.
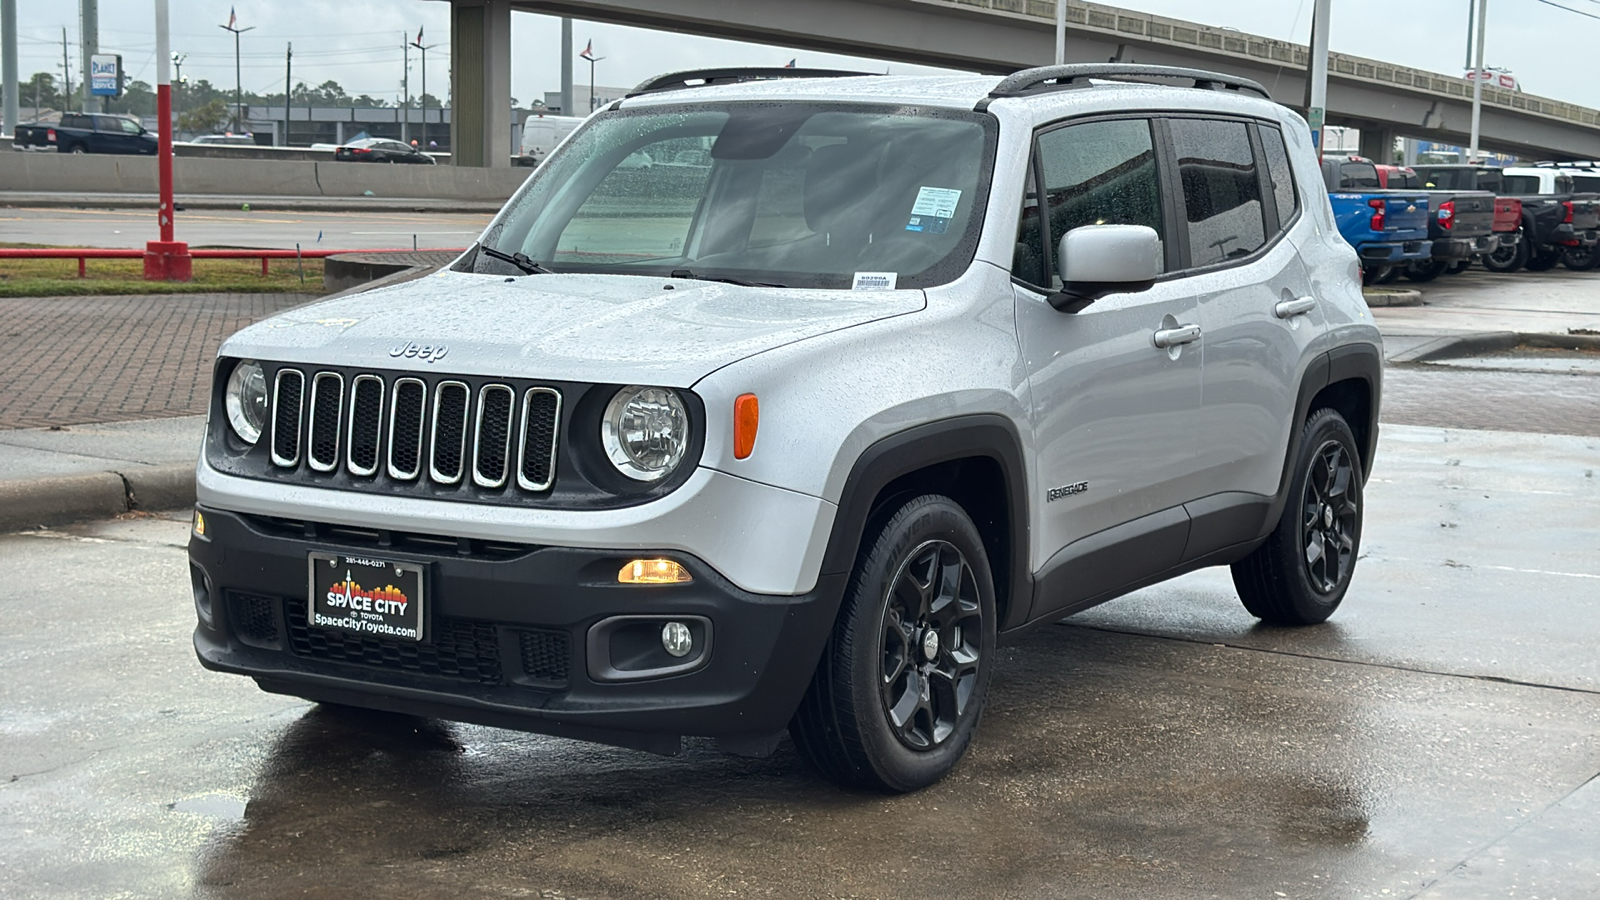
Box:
[1335,156,1494,282]
[1413,164,1600,273]
[1321,156,1432,282]
[16,113,159,156]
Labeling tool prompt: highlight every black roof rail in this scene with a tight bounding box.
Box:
[981,63,1270,108]
[627,67,877,98]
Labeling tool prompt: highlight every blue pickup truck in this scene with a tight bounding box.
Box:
[1320,156,1432,283]
[12,113,157,156]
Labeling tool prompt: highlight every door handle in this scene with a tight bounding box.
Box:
[1275,296,1317,319]
[1152,323,1201,349]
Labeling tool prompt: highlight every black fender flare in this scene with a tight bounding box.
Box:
[1263,342,1383,536]
[819,414,1033,632]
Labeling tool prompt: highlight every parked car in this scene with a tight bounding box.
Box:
[1414,164,1600,273]
[333,137,436,164]
[191,133,259,146]
[21,113,158,155]
[11,119,59,151]
[1531,162,1600,270]
[191,64,1381,792]
[516,114,584,167]
[1330,156,1491,282]
[1321,155,1432,282]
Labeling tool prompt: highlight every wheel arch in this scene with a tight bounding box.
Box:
[819,415,1032,632]
[1262,342,1382,538]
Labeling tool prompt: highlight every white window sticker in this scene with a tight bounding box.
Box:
[906,186,962,234]
[852,271,898,291]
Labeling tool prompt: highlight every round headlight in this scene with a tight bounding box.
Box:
[602,386,689,482]
[225,360,269,445]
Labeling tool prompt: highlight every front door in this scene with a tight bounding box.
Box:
[1013,117,1204,615]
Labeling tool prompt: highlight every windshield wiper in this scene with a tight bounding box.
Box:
[669,268,786,288]
[479,245,554,275]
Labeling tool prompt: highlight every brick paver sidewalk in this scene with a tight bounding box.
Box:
[0,293,313,429]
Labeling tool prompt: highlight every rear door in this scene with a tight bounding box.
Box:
[1013,116,1203,615]
[1168,118,1322,555]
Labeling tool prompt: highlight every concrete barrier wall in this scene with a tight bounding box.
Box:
[1,152,531,201]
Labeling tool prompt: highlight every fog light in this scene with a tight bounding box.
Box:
[661,621,693,658]
[618,558,692,584]
[192,509,207,539]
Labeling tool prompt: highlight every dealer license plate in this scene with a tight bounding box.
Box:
[308,553,425,642]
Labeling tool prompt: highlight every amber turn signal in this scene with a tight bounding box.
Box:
[733,393,759,460]
[618,558,693,584]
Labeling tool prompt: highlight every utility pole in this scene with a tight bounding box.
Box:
[219,12,254,133]
[1464,0,1476,70]
[401,33,409,144]
[1467,0,1488,162]
[80,0,98,112]
[410,28,435,148]
[2,0,19,137]
[61,28,73,112]
[1303,0,1331,160]
[283,42,291,146]
[560,18,573,115]
[1054,0,1066,65]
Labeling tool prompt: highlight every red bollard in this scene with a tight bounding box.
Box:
[144,240,193,282]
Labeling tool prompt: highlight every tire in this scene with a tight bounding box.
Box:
[1404,260,1446,282]
[1563,245,1600,272]
[1231,408,1364,626]
[68,144,86,154]
[1481,235,1527,273]
[789,494,997,792]
[1524,248,1562,272]
[1375,265,1401,285]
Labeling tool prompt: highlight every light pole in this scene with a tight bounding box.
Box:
[1054,0,1066,65]
[1467,0,1488,163]
[410,28,436,148]
[579,40,604,113]
[1303,0,1332,160]
[219,11,254,133]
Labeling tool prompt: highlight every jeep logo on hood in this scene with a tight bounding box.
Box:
[389,342,448,363]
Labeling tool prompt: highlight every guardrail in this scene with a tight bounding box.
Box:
[0,247,463,278]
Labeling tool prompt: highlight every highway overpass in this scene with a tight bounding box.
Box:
[438,0,1600,166]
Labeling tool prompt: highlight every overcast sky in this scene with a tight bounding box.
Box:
[9,0,1600,108]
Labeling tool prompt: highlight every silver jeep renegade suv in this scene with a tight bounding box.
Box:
[191,64,1381,792]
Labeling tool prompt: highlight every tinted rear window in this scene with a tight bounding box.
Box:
[1339,163,1380,189]
[1503,175,1541,194]
[1572,175,1600,193]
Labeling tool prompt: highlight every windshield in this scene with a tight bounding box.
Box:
[478,102,996,289]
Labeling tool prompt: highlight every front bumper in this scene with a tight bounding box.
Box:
[189,506,846,753]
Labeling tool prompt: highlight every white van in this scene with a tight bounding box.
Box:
[517,114,585,167]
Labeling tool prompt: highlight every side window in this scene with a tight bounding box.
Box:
[1035,118,1164,285]
[1258,126,1299,228]
[1169,118,1267,268]
[1011,156,1046,286]
[118,118,144,135]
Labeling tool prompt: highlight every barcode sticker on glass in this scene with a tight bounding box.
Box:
[852,272,898,291]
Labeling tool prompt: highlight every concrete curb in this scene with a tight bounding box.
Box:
[0,463,195,532]
[1363,289,1424,307]
[1390,331,1600,364]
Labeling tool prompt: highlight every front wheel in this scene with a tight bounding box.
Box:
[790,494,997,792]
[1231,408,1364,626]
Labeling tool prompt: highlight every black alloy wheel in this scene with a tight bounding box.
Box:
[1232,408,1365,626]
[878,540,984,751]
[790,494,997,792]
[1563,244,1600,272]
[1524,247,1563,271]
[1482,235,1527,273]
[1299,440,1360,595]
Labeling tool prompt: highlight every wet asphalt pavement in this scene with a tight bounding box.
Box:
[2,424,1597,899]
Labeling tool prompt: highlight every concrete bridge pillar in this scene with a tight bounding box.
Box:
[1360,127,1397,164]
[450,0,513,167]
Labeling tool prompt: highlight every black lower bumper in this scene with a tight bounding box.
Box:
[189,506,845,754]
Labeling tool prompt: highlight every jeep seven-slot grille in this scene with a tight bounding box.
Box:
[266,368,560,497]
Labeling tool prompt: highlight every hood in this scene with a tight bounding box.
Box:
[219,270,926,387]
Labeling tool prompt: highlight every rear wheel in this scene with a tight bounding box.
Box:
[1231,408,1364,626]
[67,144,86,154]
[790,494,997,792]
[1525,247,1563,272]
[1481,235,1527,273]
[1563,245,1600,272]
[1404,260,1446,282]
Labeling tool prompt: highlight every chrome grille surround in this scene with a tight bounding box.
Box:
[471,384,516,489]
[345,374,385,477]
[428,380,471,486]
[386,377,428,481]
[516,387,562,492]
[269,368,305,468]
[306,372,345,473]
